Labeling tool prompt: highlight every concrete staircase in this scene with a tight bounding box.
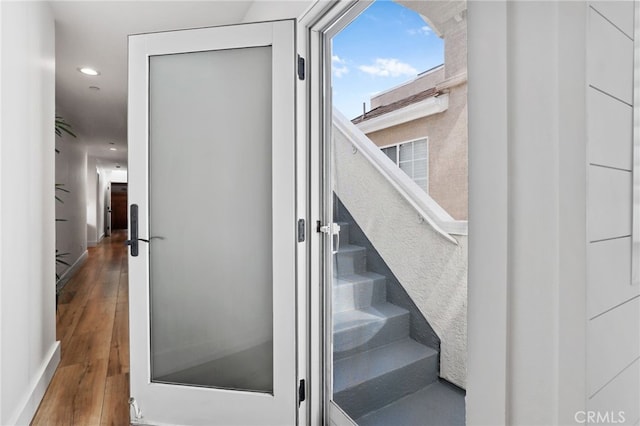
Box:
[332,222,439,421]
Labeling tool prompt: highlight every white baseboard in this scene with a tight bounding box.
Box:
[98,232,105,243]
[9,342,61,425]
[56,250,88,292]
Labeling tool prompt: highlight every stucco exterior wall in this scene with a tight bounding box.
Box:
[333,122,468,389]
[444,18,467,79]
[366,83,468,220]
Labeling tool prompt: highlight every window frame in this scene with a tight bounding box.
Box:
[379,136,429,192]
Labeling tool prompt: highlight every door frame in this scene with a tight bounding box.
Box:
[122,1,513,423]
[301,1,510,425]
[300,3,370,424]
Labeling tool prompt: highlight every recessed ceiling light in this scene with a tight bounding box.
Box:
[79,67,100,76]
[109,147,117,151]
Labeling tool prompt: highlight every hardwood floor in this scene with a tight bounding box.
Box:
[32,231,130,425]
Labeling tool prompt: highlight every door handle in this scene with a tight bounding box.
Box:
[125,204,165,256]
[125,236,165,246]
[136,236,165,243]
[319,223,341,255]
[126,204,140,257]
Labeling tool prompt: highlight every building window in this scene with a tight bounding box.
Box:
[381,138,429,192]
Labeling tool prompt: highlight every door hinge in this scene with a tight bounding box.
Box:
[298,379,306,406]
[297,219,305,242]
[297,55,305,80]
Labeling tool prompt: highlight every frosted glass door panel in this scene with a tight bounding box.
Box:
[148,46,273,393]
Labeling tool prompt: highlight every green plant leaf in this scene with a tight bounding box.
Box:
[55,116,77,139]
[55,184,69,203]
[55,251,71,267]
[55,115,76,283]
[55,184,70,193]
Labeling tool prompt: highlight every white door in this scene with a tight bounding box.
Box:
[127,21,298,425]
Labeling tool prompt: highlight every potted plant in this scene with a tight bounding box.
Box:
[55,115,76,306]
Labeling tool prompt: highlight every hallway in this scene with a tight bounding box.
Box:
[32,231,129,425]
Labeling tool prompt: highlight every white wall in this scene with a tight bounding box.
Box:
[505,3,563,423]
[466,2,639,424]
[110,169,128,183]
[585,2,639,423]
[466,2,510,423]
[86,159,110,246]
[97,168,109,240]
[0,2,60,424]
[86,156,98,246]
[241,0,314,23]
[55,132,87,281]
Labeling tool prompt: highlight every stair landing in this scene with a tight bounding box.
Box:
[355,380,466,426]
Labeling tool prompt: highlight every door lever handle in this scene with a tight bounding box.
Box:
[128,204,140,256]
[134,236,165,243]
[125,236,164,245]
[319,223,341,255]
[127,204,165,257]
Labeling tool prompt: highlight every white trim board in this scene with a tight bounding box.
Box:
[355,93,448,134]
[8,342,60,426]
[55,249,88,292]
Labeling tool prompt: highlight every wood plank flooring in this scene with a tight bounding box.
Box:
[32,231,130,425]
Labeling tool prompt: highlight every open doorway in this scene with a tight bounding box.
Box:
[110,183,128,230]
[322,1,468,424]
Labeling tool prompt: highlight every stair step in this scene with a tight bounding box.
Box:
[333,272,386,312]
[333,338,438,420]
[355,380,465,426]
[334,244,367,275]
[333,303,409,359]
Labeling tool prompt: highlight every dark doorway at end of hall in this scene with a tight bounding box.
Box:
[111,183,128,230]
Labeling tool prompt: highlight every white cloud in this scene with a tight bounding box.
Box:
[408,25,432,36]
[358,58,417,78]
[332,55,349,78]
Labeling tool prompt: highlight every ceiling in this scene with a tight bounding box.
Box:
[51,1,269,172]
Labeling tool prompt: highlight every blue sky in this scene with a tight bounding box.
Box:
[332,0,444,119]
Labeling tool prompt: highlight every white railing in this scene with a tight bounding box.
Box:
[333,109,468,242]
[332,110,468,387]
